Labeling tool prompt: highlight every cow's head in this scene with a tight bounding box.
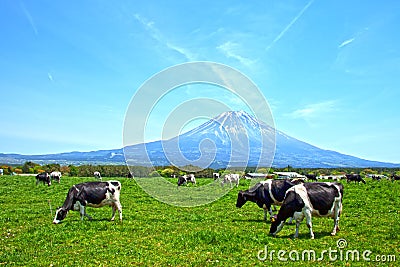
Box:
[53,207,68,224]
[236,191,247,208]
[269,215,285,236]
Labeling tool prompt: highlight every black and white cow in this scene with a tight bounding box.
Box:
[236,179,303,221]
[304,174,318,181]
[94,171,102,180]
[36,172,51,186]
[50,171,62,183]
[221,174,240,187]
[213,173,220,180]
[53,181,122,224]
[345,174,366,184]
[269,182,343,239]
[177,174,196,186]
[391,174,400,181]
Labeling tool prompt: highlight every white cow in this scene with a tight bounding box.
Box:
[0,169,3,175]
[221,174,240,187]
[50,171,62,183]
[94,171,102,180]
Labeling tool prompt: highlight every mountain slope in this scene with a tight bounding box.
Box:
[1,111,399,168]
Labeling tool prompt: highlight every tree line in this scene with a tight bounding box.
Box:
[1,162,399,178]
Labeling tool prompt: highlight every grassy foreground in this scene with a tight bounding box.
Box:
[0,175,399,266]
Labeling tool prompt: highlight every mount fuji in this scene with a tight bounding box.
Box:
[1,111,399,168]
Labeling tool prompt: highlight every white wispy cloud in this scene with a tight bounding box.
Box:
[217,41,256,67]
[338,37,355,48]
[20,2,38,35]
[47,73,53,82]
[266,0,314,51]
[287,100,337,120]
[133,14,195,61]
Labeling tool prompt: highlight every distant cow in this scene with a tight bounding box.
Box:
[345,174,366,184]
[50,171,62,183]
[36,172,51,186]
[213,173,220,180]
[270,182,343,239]
[0,168,3,175]
[177,174,196,186]
[94,171,102,180]
[371,175,381,181]
[53,181,122,224]
[236,179,303,221]
[305,174,318,181]
[391,174,400,181]
[221,174,240,187]
[126,172,133,179]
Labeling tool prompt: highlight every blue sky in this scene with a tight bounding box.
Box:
[1,0,399,163]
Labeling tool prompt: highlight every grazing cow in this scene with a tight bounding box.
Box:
[391,174,400,181]
[0,168,3,175]
[126,172,133,179]
[221,174,240,187]
[213,173,220,180]
[53,181,122,224]
[236,179,303,221]
[36,172,51,186]
[269,182,343,239]
[177,174,196,186]
[305,174,318,181]
[94,171,102,180]
[50,171,62,183]
[371,175,381,181]
[345,174,366,184]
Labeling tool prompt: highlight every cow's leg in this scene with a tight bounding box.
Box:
[304,210,314,239]
[111,203,117,221]
[110,202,122,221]
[293,212,304,239]
[331,202,341,235]
[116,201,123,221]
[267,206,273,220]
[79,205,92,221]
[287,216,293,224]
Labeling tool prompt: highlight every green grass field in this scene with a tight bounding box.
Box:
[0,175,399,266]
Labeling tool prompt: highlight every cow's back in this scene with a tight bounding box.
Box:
[303,182,342,216]
[75,181,121,207]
